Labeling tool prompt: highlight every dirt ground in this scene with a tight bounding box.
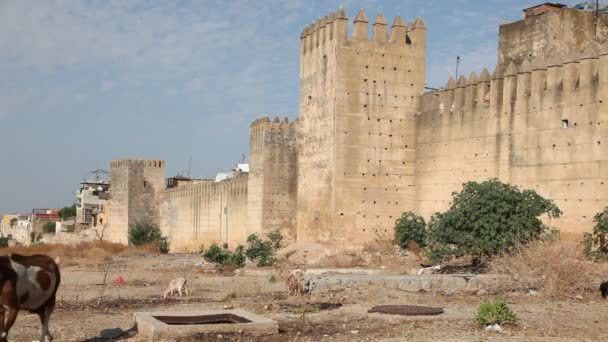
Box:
[7,253,608,341]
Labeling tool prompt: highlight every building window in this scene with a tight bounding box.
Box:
[562,119,569,129]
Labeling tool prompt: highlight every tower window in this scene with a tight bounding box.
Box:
[562,119,569,129]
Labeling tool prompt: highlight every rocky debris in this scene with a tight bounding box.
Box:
[485,324,503,332]
[279,302,342,312]
[93,325,137,340]
[368,305,444,316]
[417,265,442,275]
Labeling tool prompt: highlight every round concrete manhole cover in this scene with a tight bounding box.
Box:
[368,305,444,316]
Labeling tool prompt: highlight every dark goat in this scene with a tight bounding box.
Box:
[601,280,608,298]
[0,254,61,342]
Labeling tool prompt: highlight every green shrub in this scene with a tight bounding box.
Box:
[128,220,162,246]
[42,222,56,234]
[203,243,228,264]
[128,220,169,253]
[228,245,246,268]
[66,225,76,233]
[475,298,517,326]
[581,207,608,260]
[202,243,245,268]
[267,229,284,250]
[157,236,170,254]
[426,179,561,264]
[0,237,8,247]
[394,211,427,249]
[245,234,275,266]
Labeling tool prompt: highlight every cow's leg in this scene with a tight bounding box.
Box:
[178,287,182,297]
[0,309,5,342]
[38,305,54,342]
[2,308,18,342]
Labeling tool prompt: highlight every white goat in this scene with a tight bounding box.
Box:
[162,277,189,298]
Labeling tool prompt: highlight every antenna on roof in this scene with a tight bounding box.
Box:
[86,169,109,182]
[178,156,192,178]
[455,56,461,80]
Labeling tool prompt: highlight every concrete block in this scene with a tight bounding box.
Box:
[134,309,278,341]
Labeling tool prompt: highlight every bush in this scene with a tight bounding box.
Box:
[229,245,246,268]
[128,220,169,253]
[475,298,517,326]
[245,234,275,266]
[42,222,56,234]
[203,243,229,264]
[66,225,76,233]
[157,236,170,254]
[0,237,8,247]
[394,211,427,249]
[426,179,561,264]
[128,220,162,246]
[202,243,245,268]
[581,207,608,260]
[267,229,284,250]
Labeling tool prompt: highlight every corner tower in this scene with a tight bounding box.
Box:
[297,8,426,246]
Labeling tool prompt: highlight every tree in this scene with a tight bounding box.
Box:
[59,205,77,220]
[426,179,561,263]
[394,211,427,249]
[42,222,56,234]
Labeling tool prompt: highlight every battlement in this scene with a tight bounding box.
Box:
[110,158,165,169]
[300,8,426,56]
[250,115,294,129]
[419,42,608,117]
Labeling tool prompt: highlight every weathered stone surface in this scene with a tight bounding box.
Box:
[306,274,511,294]
[107,6,608,252]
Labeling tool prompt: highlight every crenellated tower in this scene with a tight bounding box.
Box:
[247,116,298,241]
[297,8,426,246]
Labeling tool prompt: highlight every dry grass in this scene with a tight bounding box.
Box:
[0,241,159,266]
[313,230,415,272]
[490,240,607,298]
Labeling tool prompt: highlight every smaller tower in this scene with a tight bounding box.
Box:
[108,158,166,244]
[247,117,298,241]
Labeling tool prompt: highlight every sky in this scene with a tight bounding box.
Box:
[0,0,585,213]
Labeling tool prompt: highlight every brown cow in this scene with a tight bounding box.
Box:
[0,254,61,342]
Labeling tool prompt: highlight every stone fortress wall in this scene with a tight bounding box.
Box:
[415,7,608,239]
[158,174,249,252]
[107,6,608,251]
